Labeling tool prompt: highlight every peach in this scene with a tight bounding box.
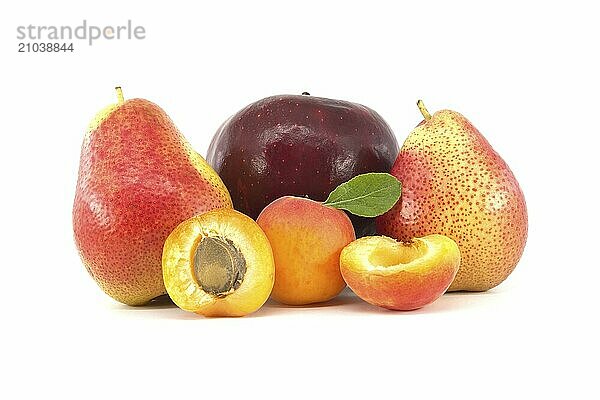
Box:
[340,234,460,310]
[257,196,356,305]
[162,209,274,317]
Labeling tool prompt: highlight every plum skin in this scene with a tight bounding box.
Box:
[207,94,399,237]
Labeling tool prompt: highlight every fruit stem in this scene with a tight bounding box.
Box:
[417,100,431,120]
[115,86,124,104]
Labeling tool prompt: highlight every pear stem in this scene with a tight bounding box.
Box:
[417,100,431,120]
[115,86,124,104]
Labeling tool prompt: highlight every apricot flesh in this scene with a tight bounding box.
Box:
[162,209,274,317]
[340,235,460,310]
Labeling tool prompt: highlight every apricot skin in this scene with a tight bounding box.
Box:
[257,196,356,305]
[340,235,460,311]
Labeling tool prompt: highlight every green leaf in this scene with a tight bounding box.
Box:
[322,173,401,217]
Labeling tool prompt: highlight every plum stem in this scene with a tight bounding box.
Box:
[115,86,124,104]
[417,100,431,120]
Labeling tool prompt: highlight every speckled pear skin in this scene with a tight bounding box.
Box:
[73,98,232,305]
[376,108,527,291]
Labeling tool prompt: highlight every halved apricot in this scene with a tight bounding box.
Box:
[340,235,460,310]
[162,209,275,317]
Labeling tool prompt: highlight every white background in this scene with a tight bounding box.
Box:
[1,1,598,398]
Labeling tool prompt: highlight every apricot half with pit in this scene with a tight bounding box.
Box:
[162,209,275,317]
[340,234,460,310]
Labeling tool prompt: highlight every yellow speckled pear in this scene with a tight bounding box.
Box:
[377,101,527,291]
[73,87,232,306]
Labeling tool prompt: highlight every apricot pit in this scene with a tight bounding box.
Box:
[194,237,246,296]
